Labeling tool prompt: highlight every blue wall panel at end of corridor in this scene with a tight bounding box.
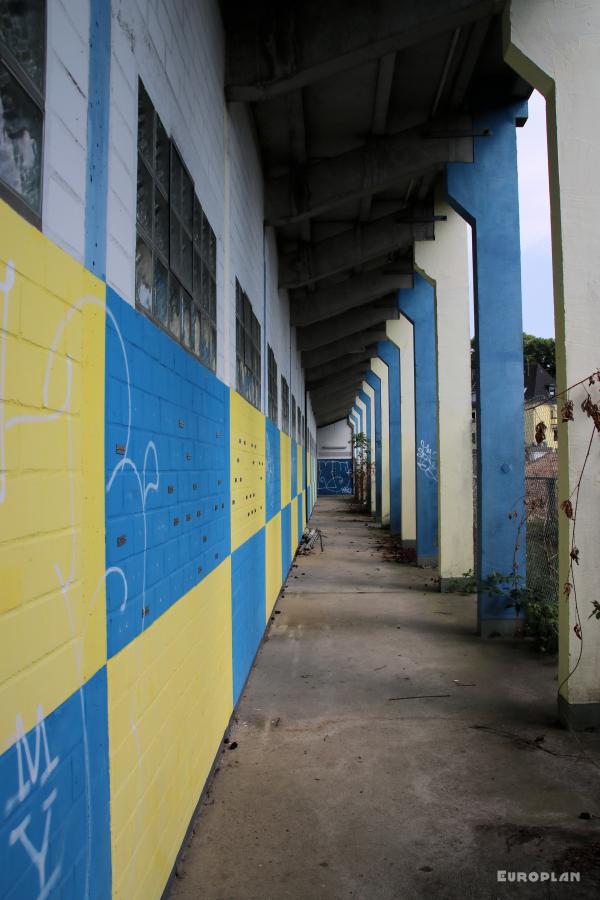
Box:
[231,529,266,704]
[318,459,353,495]
[265,418,281,521]
[0,668,111,900]
[281,503,292,581]
[105,288,231,658]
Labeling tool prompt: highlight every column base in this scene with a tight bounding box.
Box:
[402,539,416,549]
[479,618,521,638]
[440,576,472,593]
[417,554,438,568]
[558,694,600,731]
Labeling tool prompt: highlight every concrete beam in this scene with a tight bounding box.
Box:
[305,352,375,384]
[225,0,503,102]
[266,128,473,226]
[309,368,368,395]
[313,395,359,422]
[279,216,432,289]
[291,269,413,327]
[297,296,399,352]
[302,331,387,370]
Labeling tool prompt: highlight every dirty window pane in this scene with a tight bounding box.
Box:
[170,217,180,277]
[193,248,202,303]
[182,289,192,347]
[154,189,168,258]
[135,236,153,311]
[193,304,201,356]
[181,166,193,232]
[155,115,169,192]
[170,147,181,215]
[180,229,192,292]
[193,196,202,247]
[153,258,168,325]
[209,226,216,276]
[0,0,45,90]
[168,276,181,338]
[136,155,153,236]
[209,276,216,321]
[0,62,42,213]
[200,261,209,313]
[137,81,154,166]
[202,214,210,263]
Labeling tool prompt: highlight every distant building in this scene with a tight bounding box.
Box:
[524,362,558,450]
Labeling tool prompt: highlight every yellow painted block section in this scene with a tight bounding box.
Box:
[280,431,291,508]
[230,390,266,552]
[0,199,106,750]
[265,512,282,620]
[108,558,232,900]
[296,443,303,495]
[291,496,298,556]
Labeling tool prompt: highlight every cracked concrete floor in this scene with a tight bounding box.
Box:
[169,498,600,900]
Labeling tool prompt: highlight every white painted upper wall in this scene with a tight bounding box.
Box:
[317,420,352,459]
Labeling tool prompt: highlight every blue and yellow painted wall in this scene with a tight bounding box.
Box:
[0,200,315,899]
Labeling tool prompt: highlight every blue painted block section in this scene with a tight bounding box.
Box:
[376,341,401,534]
[231,529,266,704]
[281,503,292,581]
[0,668,111,900]
[397,275,438,562]
[105,288,231,658]
[365,371,382,521]
[318,459,353,495]
[302,447,306,490]
[447,105,526,624]
[291,439,297,498]
[265,418,281,522]
[85,0,111,278]
[297,494,303,540]
[307,484,311,515]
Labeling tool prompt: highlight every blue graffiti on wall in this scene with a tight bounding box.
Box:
[317,459,353,495]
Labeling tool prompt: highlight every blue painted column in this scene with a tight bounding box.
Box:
[365,371,382,521]
[85,0,111,278]
[376,341,401,535]
[397,275,438,565]
[447,105,526,635]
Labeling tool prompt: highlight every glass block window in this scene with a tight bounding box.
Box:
[0,0,45,224]
[135,80,216,371]
[281,376,289,435]
[291,395,297,441]
[267,345,278,425]
[235,279,261,409]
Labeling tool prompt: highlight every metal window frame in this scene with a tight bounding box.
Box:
[235,277,261,409]
[267,344,278,425]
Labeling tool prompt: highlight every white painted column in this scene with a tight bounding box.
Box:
[505,0,600,726]
[372,357,391,526]
[363,381,377,517]
[414,194,474,587]
[386,317,416,545]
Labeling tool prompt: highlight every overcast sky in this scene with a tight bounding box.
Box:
[516,89,555,338]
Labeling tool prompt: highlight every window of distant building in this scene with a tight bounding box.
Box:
[136,80,217,370]
[0,0,45,225]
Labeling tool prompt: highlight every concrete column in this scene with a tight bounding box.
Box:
[365,371,383,521]
[376,341,401,534]
[385,319,416,545]
[505,0,600,727]
[359,386,376,516]
[447,105,526,636]
[396,277,439,566]
[415,193,474,588]
[371,358,390,526]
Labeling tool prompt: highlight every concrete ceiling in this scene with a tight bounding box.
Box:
[220,0,531,425]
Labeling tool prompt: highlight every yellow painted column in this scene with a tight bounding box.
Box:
[386,317,416,545]
[415,193,474,587]
[371,357,390,526]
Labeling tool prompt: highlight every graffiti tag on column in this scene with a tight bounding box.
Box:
[416,440,438,481]
[5,707,61,900]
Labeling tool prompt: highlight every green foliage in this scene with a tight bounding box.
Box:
[523,333,556,378]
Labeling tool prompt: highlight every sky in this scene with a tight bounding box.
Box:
[516,89,555,338]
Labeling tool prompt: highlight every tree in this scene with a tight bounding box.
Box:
[523,333,556,378]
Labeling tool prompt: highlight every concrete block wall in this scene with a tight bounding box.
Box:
[0,0,319,897]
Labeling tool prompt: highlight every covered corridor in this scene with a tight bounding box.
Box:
[170,498,600,900]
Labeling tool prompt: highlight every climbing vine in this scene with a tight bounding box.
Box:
[352,432,371,510]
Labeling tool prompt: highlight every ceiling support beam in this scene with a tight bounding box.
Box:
[225,0,504,102]
[279,216,431,289]
[305,352,375,384]
[265,127,473,226]
[302,331,387,369]
[297,296,398,352]
[291,269,412,326]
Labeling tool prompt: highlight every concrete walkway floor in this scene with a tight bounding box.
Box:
[170,498,600,900]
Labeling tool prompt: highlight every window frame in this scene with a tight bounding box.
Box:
[0,0,47,227]
[281,376,290,435]
[235,278,261,409]
[267,344,278,425]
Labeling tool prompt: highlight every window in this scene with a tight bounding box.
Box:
[135,80,217,371]
[235,279,261,408]
[291,395,296,441]
[281,376,289,435]
[267,345,278,425]
[0,0,45,224]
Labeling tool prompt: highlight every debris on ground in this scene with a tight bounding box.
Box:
[297,527,324,554]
